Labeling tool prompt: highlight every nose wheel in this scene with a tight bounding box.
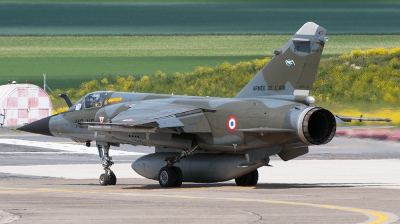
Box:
[97,144,117,186]
[99,171,117,186]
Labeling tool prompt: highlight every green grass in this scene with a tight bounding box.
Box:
[0,3,399,35]
[1,56,262,90]
[0,36,280,57]
[1,35,400,90]
[2,35,400,58]
[1,0,398,3]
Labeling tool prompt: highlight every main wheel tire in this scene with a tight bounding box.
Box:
[235,170,259,187]
[158,167,177,187]
[99,173,110,186]
[247,170,259,186]
[235,173,250,186]
[172,166,183,187]
[109,173,117,185]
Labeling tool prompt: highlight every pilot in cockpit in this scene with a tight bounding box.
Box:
[85,92,105,109]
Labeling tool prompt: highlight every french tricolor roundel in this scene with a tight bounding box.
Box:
[227,116,237,132]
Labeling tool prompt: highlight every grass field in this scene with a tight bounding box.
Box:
[2,35,400,90]
[3,35,400,58]
[0,3,399,35]
[1,0,398,3]
[1,56,263,89]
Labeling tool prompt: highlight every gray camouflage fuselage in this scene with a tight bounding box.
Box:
[50,92,333,154]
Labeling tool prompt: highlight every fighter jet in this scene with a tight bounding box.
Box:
[18,22,391,187]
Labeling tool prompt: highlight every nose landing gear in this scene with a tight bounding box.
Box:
[97,144,117,186]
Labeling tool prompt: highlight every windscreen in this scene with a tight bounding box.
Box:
[68,97,84,112]
[84,92,108,109]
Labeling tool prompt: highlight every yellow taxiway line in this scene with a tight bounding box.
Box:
[0,186,394,224]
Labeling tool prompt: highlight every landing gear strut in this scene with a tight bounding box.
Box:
[158,142,199,188]
[97,144,117,186]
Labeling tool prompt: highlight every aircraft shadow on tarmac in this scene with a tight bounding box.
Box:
[4,176,391,190]
[114,183,380,190]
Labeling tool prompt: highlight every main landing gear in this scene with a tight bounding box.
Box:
[235,169,259,186]
[158,166,183,188]
[158,142,199,188]
[97,144,117,186]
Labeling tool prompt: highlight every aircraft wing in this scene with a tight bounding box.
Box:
[79,101,208,133]
[112,101,203,127]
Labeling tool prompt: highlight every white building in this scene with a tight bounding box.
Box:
[0,83,52,126]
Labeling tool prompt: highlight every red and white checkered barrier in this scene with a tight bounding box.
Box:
[0,84,52,126]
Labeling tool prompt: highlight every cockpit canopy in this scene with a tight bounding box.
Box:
[84,92,107,109]
[68,92,109,111]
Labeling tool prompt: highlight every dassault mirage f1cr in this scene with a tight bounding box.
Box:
[18,22,391,187]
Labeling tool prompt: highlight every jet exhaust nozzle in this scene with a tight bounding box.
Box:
[297,107,336,145]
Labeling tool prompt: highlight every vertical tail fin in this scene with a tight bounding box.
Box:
[235,22,328,98]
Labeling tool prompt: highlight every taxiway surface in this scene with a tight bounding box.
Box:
[0,127,400,223]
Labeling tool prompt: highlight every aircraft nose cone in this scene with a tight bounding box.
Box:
[17,116,53,136]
